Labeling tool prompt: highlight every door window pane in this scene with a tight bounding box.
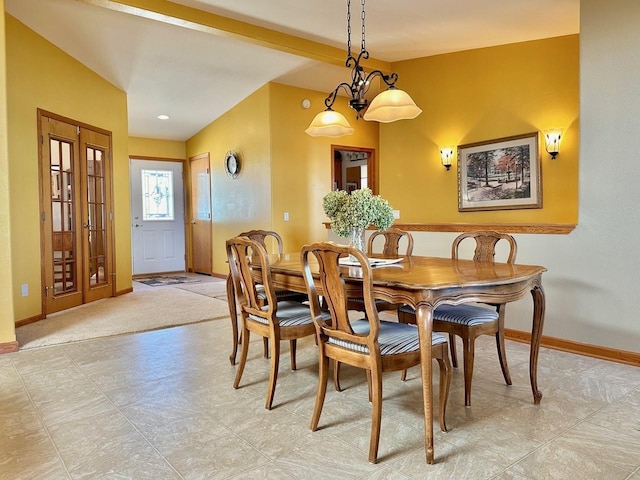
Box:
[86,146,108,287]
[142,169,174,220]
[51,139,77,294]
[196,172,210,220]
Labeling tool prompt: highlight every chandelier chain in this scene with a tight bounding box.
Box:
[346,0,352,58]
[360,0,366,52]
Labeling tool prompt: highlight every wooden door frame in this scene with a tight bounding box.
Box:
[331,145,377,194]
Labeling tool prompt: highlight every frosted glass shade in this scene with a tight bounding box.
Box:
[363,88,422,123]
[305,109,354,137]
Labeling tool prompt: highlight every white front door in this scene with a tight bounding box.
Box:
[130,159,185,275]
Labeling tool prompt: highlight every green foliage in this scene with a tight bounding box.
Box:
[322,188,394,237]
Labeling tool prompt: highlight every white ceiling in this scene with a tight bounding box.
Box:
[5,0,579,141]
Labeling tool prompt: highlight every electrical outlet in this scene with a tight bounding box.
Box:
[284,212,289,221]
[393,210,400,220]
[21,283,28,297]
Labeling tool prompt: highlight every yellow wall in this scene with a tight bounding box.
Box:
[185,83,379,276]
[129,136,186,159]
[6,14,131,322]
[269,83,379,251]
[186,85,272,275]
[0,0,16,344]
[380,35,579,224]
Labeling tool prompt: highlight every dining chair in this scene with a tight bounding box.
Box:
[227,236,320,410]
[340,227,414,389]
[398,230,517,406]
[346,227,413,314]
[238,229,309,304]
[228,229,308,365]
[301,241,451,463]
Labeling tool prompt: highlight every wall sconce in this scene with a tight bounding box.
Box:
[544,129,563,159]
[440,147,454,170]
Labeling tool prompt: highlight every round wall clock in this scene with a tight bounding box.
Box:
[224,151,240,179]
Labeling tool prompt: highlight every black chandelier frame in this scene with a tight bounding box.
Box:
[323,0,400,118]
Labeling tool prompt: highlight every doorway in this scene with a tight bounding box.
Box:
[331,145,377,193]
[38,110,114,315]
[130,158,186,275]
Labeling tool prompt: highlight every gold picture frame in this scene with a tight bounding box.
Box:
[458,132,542,212]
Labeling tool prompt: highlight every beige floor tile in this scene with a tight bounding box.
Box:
[141,413,271,479]
[509,445,631,480]
[0,428,68,480]
[47,411,181,479]
[382,439,506,480]
[3,293,639,479]
[628,467,640,479]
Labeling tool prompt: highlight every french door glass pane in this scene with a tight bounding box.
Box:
[50,139,76,294]
[87,146,108,286]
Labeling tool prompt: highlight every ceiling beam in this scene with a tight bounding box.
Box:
[79,0,392,73]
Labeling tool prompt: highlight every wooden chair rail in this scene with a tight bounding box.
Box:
[323,222,576,235]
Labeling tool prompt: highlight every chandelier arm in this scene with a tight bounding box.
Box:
[362,69,398,89]
[345,53,359,69]
[324,82,356,109]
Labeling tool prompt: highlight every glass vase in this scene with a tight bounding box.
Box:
[348,227,365,260]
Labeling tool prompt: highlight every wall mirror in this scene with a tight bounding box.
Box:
[331,145,377,194]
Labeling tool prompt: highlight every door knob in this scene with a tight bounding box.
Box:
[82,223,91,229]
[191,220,196,224]
[134,224,142,227]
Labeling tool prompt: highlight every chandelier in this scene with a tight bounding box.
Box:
[305,0,422,137]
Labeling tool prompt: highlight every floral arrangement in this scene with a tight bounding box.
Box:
[322,187,394,238]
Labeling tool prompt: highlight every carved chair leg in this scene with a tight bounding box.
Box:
[495,330,512,386]
[233,327,250,389]
[311,354,330,431]
[367,370,382,463]
[436,344,452,433]
[290,339,297,370]
[265,334,280,410]
[495,309,512,385]
[449,333,458,368]
[368,367,383,464]
[462,336,476,407]
[333,360,342,392]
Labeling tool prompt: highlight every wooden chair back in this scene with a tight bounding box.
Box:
[301,242,380,351]
[239,229,284,255]
[226,236,276,320]
[367,228,414,256]
[452,230,517,264]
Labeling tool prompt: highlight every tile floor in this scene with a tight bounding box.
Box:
[2,294,640,479]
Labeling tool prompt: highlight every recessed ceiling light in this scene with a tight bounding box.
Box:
[157,114,170,120]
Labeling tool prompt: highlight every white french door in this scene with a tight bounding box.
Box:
[130,159,186,275]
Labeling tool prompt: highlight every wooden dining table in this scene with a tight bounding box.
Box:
[226,252,547,464]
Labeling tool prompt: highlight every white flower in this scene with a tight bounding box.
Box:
[322,188,394,237]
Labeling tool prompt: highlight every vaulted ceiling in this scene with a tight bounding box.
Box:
[5,0,579,140]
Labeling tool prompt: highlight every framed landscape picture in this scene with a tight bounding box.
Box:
[458,132,542,212]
